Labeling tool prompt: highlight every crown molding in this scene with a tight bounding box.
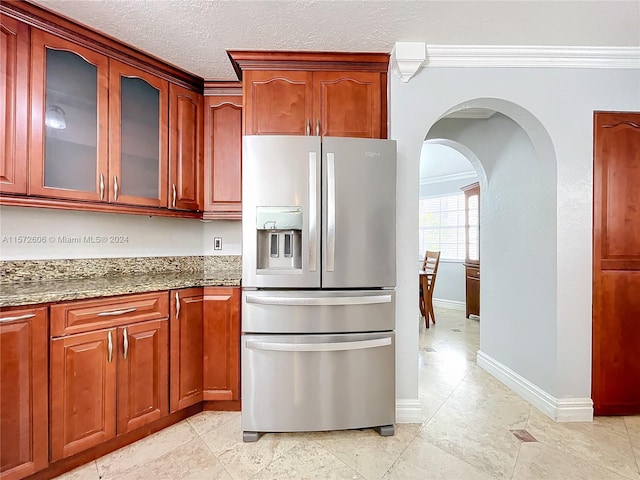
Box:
[423,45,640,69]
[420,171,477,186]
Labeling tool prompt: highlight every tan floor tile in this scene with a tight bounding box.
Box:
[383,437,494,480]
[199,413,300,479]
[419,404,522,478]
[116,437,231,480]
[526,408,638,479]
[625,416,640,472]
[310,424,421,480]
[188,410,240,436]
[251,442,363,480]
[513,441,637,480]
[53,460,99,480]
[96,420,198,480]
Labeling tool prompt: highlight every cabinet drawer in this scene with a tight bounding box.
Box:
[465,266,480,279]
[51,292,169,337]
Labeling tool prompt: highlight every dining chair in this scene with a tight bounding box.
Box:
[419,250,441,328]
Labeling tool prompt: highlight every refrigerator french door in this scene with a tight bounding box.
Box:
[241,135,397,442]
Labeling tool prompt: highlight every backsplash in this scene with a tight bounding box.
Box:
[0,255,241,284]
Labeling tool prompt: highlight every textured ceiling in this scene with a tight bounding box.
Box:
[29,0,640,80]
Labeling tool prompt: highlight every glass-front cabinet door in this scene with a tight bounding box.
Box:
[29,30,109,201]
[109,60,168,207]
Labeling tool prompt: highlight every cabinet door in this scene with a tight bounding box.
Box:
[29,30,109,201]
[313,71,383,138]
[169,84,203,211]
[170,289,203,412]
[0,16,29,195]
[50,328,117,461]
[204,95,242,216]
[243,70,313,135]
[0,307,48,479]
[203,287,240,400]
[109,59,168,207]
[117,319,169,434]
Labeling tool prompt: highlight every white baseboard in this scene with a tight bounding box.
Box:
[396,398,423,423]
[432,298,465,311]
[477,350,593,422]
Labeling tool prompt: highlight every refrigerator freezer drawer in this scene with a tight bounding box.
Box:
[242,289,395,333]
[241,332,395,433]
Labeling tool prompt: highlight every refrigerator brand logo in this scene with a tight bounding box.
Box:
[365,151,381,157]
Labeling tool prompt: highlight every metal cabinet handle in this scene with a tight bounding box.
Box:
[172,184,177,208]
[308,152,317,272]
[113,175,119,201]
[107,330,113,363]
[97,307,137,317]
[306,119,310,136]
[123,327,129,360]
[246,337,391,353]
[316,118,320,136]
[99,173,105,201]
[0,313,36,323]
[175,291,181,318]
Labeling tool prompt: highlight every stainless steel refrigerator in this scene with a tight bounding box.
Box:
[241,135,396,442]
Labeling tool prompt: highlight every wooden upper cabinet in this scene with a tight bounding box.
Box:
[314,71,382,138]
[204,87,242,218]
[109,59,168,208]
[29,29,109,201]
[0,306,48,479]
[169,84,203,211]
[243,70,313,135]
[0,16,29,195]
[229,51,389,139]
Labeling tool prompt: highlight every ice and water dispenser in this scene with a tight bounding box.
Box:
[256,207,303,271]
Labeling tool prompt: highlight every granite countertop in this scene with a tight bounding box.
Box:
[0,256,242,308]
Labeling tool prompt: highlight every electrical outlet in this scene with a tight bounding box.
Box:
[214,237,222,250]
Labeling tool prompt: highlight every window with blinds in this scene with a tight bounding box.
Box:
[418,193,466,261]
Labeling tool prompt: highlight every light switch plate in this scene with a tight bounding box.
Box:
[214,237,222,250]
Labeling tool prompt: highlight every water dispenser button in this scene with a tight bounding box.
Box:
[270,233,279,257]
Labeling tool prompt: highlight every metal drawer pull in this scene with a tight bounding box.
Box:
[175,291,181,318]
[97,307,137,317]
[316,118,320,136]
[246,337,391,352]
[0,313,36,323]
[107,331,113,363]
[245,295,392,306]
[306,118,311,136]
[99,173,105,201]
[172,183,177,208]
[113,175,119,201]
[123,327,129,360]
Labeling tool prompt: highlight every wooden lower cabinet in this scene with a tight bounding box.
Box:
[464,264,480,318]
[170,288,204,412]
[50,315,169,461]
[50,328,117,461]
[203,287,240,401]
[0,307,48,479]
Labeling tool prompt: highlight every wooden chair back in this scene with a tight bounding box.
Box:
[420,250,441,327]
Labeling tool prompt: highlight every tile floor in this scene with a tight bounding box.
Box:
[56,307,640,480]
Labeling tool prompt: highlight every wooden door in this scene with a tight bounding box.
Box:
[313,71,383,138]
[203,95,242,217]
[593,111,640,415]
[50,328,117,461]
[29,29,109,201]
[203,287,240,401]
[243,70,313,135]
[0,16,29,195]
[170,289,203,412]
[116,319,168,434]
[109,59,168,208]
[169,83,203,211]
[0,307,48,479]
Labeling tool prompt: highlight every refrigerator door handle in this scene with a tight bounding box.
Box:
[245,294,392,306]
[246,337,391,353]
[309,152,317,272]
[327,152,336,271]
